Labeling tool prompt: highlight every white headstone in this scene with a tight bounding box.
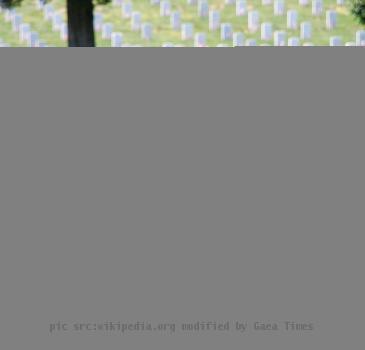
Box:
[11,14,22,32]
[274,30,287,46]
[102,23,113,39]
[288,37,300,46]
[194,32,207,46]
[122,3,133,18]
[52,13,63,32]
[236,0,247,16]
[225,0,235,4]
[312,0,323,16]
[326,10,337,30]
[60,23,68,41]
[131,12,142,31]
[151,0,160,5]
[261,22,273,40]
[345,42,356,46]
[355,30,365,46]
[209,10,220,31]
[274,0,285,15]
[198,0,209,17]
[141,23,153,40]
[329,36,342,46]
[248,11,260,32]
[162,42,174,47]
[233,32,245,46]
[160,1,171,16]
[36,0,46,9]
[287,10,298,29]
[43,4,54,21]
[221,23,233,40]
[187,0,197,5]
[113,0,124,5]
[300,22,311,39]
[111,32,123,47]
[336,0,345,5]
[245,39,257,46]
[181,23,194,40]
[170,12,181,30]
[262,0,272,5]
[19,23,30,42]
[299,0,309,6]
[94,13,103,32]
[27,32,39,47]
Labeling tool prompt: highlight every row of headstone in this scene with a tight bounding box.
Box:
[2,7,47,47]
[152,6,340,35]
[160,29,364,47]
[37,3,68,41]
[112,0,342,26]
[113,27,365,47]
[177,0,345,8]
[171,12,335,40]
[10,0,365,47]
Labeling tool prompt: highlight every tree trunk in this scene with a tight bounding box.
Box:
[67,0,95,47]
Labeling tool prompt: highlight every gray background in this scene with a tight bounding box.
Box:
[0,49,364,350]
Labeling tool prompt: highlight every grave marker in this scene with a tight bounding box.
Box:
[194,32,207,46]
[245,39,257,46]
[122,3,133,18]
[236,0,247,16]
[288,37,300,45]
[287,10,298,29]
[102,23,113,39]
[274,0,285,15]
[261,22,273,40]
[355,30,365,46]
[300,22,311,39]
[131,12,142,31]
[181,23,194,40]
[198,0,209,17]
[248,11,260,32]
[19,23,30,42]
[170,12,181,30]
[111,32,123,47]
[160,1,171,16]
[233,32,245,46]
[274,30,286,46]
[312,0,323,16]
[326,10,337,30]
[141,23,153,40]
[209,10,220,31]
[11,14,22,32]
[60,23,68,41]
[221,23,233,40]
[94,13,103,32]
[329,36,342,46]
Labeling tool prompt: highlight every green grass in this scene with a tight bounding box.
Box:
[0,0,363,46]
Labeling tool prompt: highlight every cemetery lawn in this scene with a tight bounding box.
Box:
[1,0,363,46]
